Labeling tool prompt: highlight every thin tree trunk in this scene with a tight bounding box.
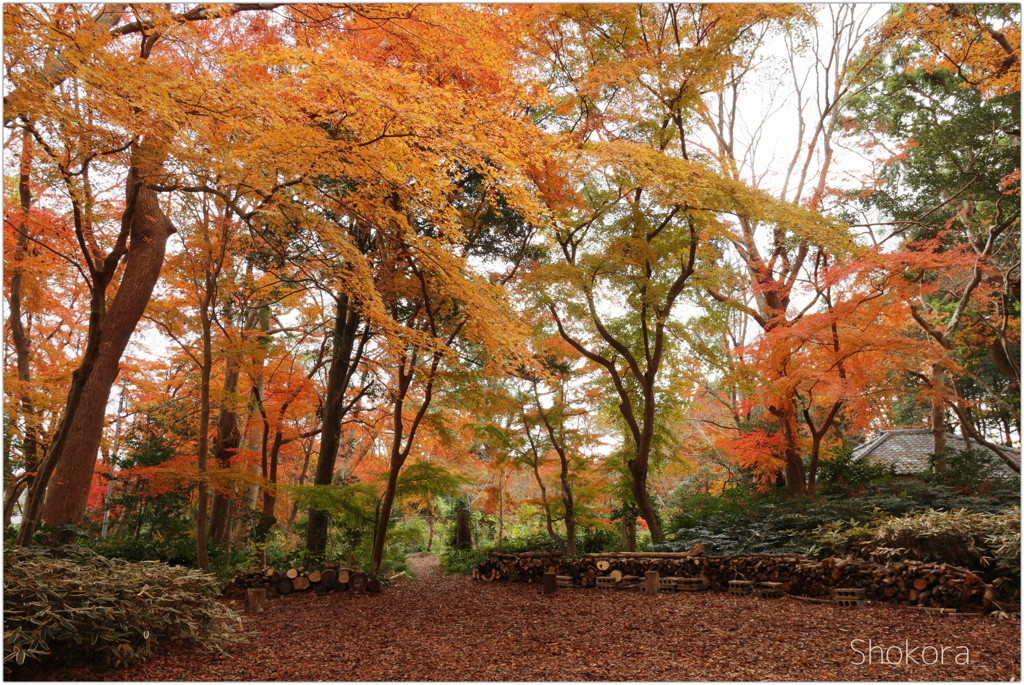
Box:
[285,438,313,535]
[193,269,217,572]
[931,362,949,465]
[209,306,261,547]
[523,407,565,553]
[256,428,284,567]
[5,129,41,529]
[622,513,636,552]
[369,344,442,575]
[427,511,435,551]
[532,385,577,556]
[209,359,243,547]
[531,454,564,552]
[497,469,504,544]
[306,293,368,556]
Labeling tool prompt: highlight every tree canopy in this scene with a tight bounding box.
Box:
[4,3,1018,563]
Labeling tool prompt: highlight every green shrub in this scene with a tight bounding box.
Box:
[657,480,1020,556]
[816,446,895,493]
[575,525,619,554]
[926,447,1020,491]
[4,545,246,675]
[439,547,489,575]
[810,506,1021,573]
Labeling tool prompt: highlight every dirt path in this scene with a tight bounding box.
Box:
[39,554,1020,681]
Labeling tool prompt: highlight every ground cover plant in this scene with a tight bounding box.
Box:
[3,545,244,675]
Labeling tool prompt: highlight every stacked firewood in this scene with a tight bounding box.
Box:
[473,549,1003,611]
[222,563,380,599]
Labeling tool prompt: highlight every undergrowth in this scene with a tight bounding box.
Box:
[4,545,246,676]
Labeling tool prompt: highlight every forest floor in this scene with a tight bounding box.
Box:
[33,554,1020,681]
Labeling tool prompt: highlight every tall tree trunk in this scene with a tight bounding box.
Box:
[256,428,284,567]
[229,403,261,547]
[560,471,576,557]
[5,129,41,529]
[455,508,472,550]
[284,440,313,535]
[621,512,636,552]
[209,307,261,547]
[497,468,504,544]
[532,387,577,556]
[28,139,173,540]
[305,293,367,556]
[209,360,243,547]
[527,446,565,553]
[370,452,403,575]
[776,407,807,494]
[369,349,440,575]
[192,266,218,572]
[627,459,661,540]
[931,361,949,466]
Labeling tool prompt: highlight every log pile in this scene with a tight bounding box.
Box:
[222,563,379,600]
[473,550,1003,612]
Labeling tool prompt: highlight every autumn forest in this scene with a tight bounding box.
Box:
[3,6,1021,671]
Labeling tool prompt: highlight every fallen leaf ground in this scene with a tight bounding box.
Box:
[33,554,1020,681]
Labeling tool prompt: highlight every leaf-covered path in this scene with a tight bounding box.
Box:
[42,555,1020,681]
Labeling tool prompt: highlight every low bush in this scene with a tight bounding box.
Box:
[4,545,246,675]
[810,506,1021,573]
[656,480,1020,556]
[925,448,1019,490]
[439,547,489,575]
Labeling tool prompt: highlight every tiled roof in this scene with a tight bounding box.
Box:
[851,428,1020,476]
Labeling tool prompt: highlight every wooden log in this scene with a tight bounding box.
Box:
[286,568,299,580]
[367,578,382,593]
[913,578,929,591]
[609,569,623,583]
[543,572,557,594]
[646,570,659,595]
[584,548,703,560]
[293,576,310,591]
[245,588,267,613]
[320,568,337,588]
[308,570,322,584]
[278,579,294,594]
[337,568,351,584]
[350,570,368,592]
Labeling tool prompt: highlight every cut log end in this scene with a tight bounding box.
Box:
[245,588,267,613]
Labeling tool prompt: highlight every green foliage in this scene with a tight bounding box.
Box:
[289,461,465,574]
[575,525,621,554]
[816,446,895,494]
[926,448,1020,491]
[439,547,489,575]
[657,479,1021,557]
[3,545,245,675]
[87,534,199,567]
[810,507,1021,581]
